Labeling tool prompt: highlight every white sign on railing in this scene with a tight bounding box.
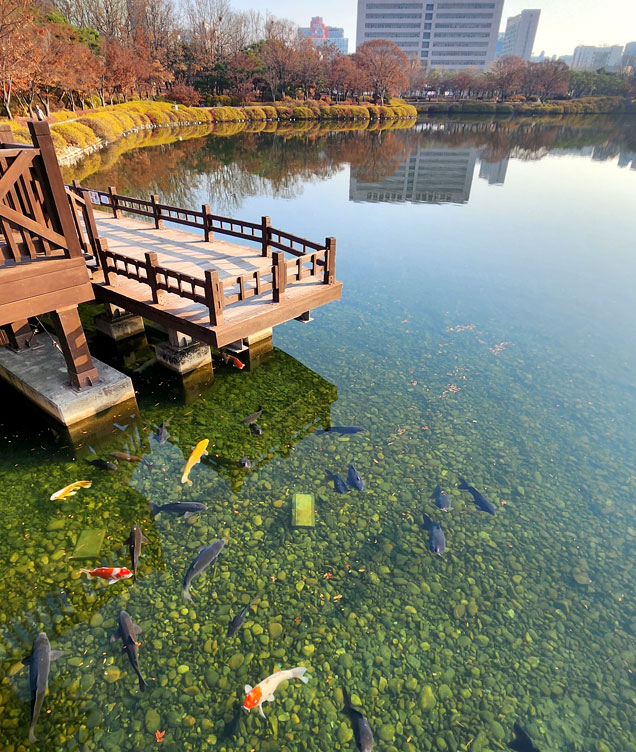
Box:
[87,190,100,205]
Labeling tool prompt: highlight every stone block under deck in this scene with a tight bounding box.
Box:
[0,335,135,426]
[155,330,212,374]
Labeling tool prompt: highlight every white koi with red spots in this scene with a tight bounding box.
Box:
[243,667,308,717]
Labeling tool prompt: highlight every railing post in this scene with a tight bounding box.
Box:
[202,204,212,242]
[27,120,84,259]
[261,216,271,257]
[151,194,163,229]
[205,269,224,326]
[73,179,101,266]
[324,237,336,285]
[273,251,287,303]
[145,252,165,304]
[96,237,112,285]
[108,185,120,218]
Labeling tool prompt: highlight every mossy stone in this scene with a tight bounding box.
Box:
[268,622,283,639]
[338,722,353,744]
[419,685,436,711]
[378,723,395,742]
[145,709,161,732]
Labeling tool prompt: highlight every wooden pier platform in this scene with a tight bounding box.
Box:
[73,186,342,349]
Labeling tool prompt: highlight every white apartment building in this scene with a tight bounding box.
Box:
[572,44,624,71]
[501,9,540,60]
[356,0,504,70]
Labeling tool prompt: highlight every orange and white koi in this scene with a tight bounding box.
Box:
[181,439,209,486]
[243,667,308,717]
[79,567,133,585]
[50,480,92,501]
[227,354,244,370]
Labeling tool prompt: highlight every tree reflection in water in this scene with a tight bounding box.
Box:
[67,116,636,215]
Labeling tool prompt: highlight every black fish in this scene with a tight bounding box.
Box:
[227,596,260,638]
[347,464,365,491]
[111,610,146,691]
[238,457,251,469]
[422,513,446,554]
[124,524,148,581]
[508,723,541,752]
[458,477,496,514]
[250,423,263,435]
[23,632,62,743]
[183,539,226,600]
[327,470,349,494]
[431,485,452,511]
[148,501,207,518]
[242,406,263,425]
[152,420,171,444]
[342,687,374,752]
[315,426,364,435]
[86,458,117,471]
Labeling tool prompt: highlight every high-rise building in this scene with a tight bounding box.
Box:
[500,9,540,61]
[572,44,624,71]
[298,16,349,54]
[355,0,504,70]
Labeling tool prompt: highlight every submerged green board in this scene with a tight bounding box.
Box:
[292,493,315,527]
[71,529,106,559]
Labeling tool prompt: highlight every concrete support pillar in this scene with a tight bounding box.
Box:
[155,329,212,374]
[245,328,273,360]
[94,303,145,341]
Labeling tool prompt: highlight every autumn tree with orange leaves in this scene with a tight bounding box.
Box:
[354,40,409,106]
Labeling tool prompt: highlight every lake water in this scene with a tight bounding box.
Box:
[2,115,636,752]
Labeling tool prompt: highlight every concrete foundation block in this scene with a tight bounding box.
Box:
[0,335,136,426]
[95,311,145,341]
[155,340,212,374]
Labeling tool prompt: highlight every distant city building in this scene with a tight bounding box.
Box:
[495,32,504,58]
[623,41,636,67]
[558,54,573,66]
[501,9,540,61]
[355,0,504,70]
[572,44,624,71]
[298,16,349,54]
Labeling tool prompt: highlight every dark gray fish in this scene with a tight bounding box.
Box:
[148,501,207,518]
[342,687,374,752]
[422,513,446,554]
[327,470,349,494]
[238,457,251,468]
[242,406,263,425]
[458,477,496,514]
[315,426,364,435]
[111,610,146,691]
[86,458,117,471]
[431,485,452,511]
[508,723,541,752]
[347,464,365,491]
[23,632,62,743]
[152,420,171,444]
[183,539,226,600]
[124,524,148,581]
[250,423,263,435]
[227,596,260,638]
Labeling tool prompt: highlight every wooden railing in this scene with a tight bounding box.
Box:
[70,183,337,326]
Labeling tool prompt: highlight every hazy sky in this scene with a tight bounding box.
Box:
[231,0,636,57]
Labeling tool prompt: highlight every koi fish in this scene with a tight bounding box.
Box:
[458,477,496,514]
[50,480,92,501]
[124,525,148,581]
[242,406,263,425]
[23,632,62,744]
[111,610,146,691]
[86,458,117,471]
[183,539,226,601]
[79,567,133,585]
[181,439,209,486]
[243,666,309,718]
[223,352,245,370]
[227,596,260,639]
[110,451,144,463]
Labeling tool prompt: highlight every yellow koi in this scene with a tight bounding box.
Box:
[50,480,92,501]
[181,439,209,486]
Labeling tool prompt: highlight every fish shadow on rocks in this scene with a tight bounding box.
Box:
[220,703,245,739]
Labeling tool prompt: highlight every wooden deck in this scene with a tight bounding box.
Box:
[91,213,342,348]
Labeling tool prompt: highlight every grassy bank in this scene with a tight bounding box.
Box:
[416,96,636,116]
[2,99,417,163]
